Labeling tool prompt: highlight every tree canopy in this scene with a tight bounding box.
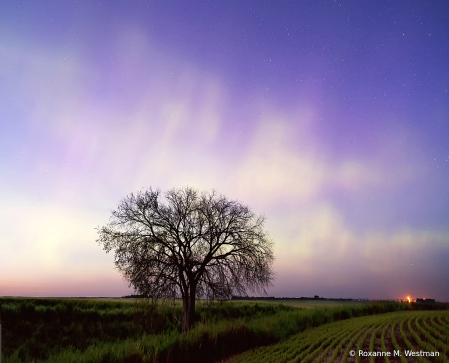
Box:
[97,186,275,332]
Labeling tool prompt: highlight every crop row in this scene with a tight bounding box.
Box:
[230,310,449,363]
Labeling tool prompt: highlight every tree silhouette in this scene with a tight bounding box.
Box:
[97,186,275,332]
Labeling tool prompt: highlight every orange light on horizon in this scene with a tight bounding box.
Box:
[407,296,411,303]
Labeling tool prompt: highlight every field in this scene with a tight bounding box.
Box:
[0,297,447,363]
[229,310,449,363]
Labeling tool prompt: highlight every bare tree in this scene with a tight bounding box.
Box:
[96,187,275,332]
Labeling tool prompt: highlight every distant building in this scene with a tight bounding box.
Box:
[416,298,436,303]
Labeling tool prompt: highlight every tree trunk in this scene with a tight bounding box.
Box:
[182,293,190,333]
[181,284,197,333]
[188,285,196,330]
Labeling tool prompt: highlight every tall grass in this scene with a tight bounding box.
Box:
[0,298,295,362]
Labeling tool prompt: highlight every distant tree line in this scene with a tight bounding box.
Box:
[231,296,356,301]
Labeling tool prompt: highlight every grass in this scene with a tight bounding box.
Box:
[0,297,446,363]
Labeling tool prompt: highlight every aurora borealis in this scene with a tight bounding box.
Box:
[1,1,448,300]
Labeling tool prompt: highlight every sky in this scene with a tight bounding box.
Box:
[1,0,448,301]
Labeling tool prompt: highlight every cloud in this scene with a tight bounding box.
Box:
[269,203,449,299]
[231,117,416,209]
[0,192,115,282]
[233,119,325,204]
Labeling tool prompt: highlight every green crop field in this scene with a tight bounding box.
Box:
[0,297,447,363]
[229,310,449,363]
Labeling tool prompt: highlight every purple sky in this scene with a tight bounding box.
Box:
[1,1,448,301]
